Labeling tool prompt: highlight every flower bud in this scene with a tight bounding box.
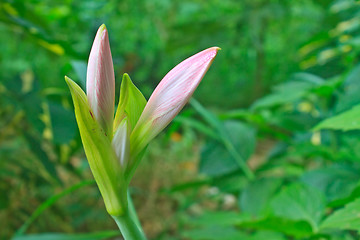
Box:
[129,47,219,172]
[86,24,115,138]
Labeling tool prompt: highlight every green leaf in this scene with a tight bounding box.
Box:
[290,72,325,85]
[300,164,360,203]
[320,198,360,232]
[174,116,218,140]
[200,139,239,176]
[182,226,247,240]
[328,182,360,208]
[250,231,286,240]
[192,99,255,179]
[212,173,248,193]
[252,79,315,109]
[269,183,326,231]
[189,211,246,226]
[190,99,225,134]
[23,132,60,184]
[187,211,313,238]
[183,212,247,240]
[65,76,126,216]
[15,180,95,236]
[239,178,282,217]
[335,63,360,112]
[272,111,318,132]
[252,73,329,110]
[114,73,147,132]
[12,231,120,240]
[335,83,360,113]
[240,217,313,238]
[199,121,256,177]
[49,102,76,144]
[314,104,360,131]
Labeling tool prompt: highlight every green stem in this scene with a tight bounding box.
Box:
[127,191,142,228]
[223,139,255,180]
[112,208,147,240]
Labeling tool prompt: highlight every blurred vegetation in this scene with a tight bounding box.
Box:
[2,0,360,239]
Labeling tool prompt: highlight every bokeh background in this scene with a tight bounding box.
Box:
[2,0,360,239]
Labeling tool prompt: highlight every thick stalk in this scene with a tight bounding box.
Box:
[112,207,147,240]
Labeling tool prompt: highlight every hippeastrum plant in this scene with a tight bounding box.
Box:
[65,24,219,239]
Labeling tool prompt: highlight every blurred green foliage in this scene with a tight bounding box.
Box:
[2,0,360,239]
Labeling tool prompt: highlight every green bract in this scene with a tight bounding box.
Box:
[65,74,150,216]
[114,73,147,133]
[65,76,126,216]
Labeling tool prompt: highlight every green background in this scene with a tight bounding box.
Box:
[2,0,360,239]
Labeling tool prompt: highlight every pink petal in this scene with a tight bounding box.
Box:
[132,47,219,146]
[86,24,115,137]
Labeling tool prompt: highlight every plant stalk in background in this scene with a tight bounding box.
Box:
[65,24,219,239]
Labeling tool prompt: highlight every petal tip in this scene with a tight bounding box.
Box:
[94,24,107,41]
[99,24,107,31]
[207,47,220,58]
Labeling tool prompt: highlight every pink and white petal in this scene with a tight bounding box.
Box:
[86,24,115,137]
[136,47,219,140]
[112,118,130,167]
[131,47,219,155]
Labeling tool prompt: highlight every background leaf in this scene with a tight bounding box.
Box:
[269,183,326,231]
[239,178,282,217]
[321,198,360,232]
[199,121,256,177]
[314,104,360,131]
[300,164,360,203]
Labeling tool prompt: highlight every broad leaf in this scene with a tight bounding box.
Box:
[187,211,313,238]
[250,231,286,240]
[270,183,326,232]
[252,79,315,109]
[199,121,256,177]
[300,164,360,203]
[182,226,247,240]
[320,198,360,232]
[335,63,360,112]
[240,217,313,238]
[314,104,360,131]
[189,211,246,226]
[239,178,282,217]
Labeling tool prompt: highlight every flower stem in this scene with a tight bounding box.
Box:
[127,191,142,229]
[112,192,146,240]
[112,207,147,240]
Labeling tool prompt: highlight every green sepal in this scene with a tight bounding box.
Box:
[65,76,126,216]
[114,73,147,133]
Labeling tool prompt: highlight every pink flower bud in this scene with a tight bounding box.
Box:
[86,24,115,137]
[131,47,219,155]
